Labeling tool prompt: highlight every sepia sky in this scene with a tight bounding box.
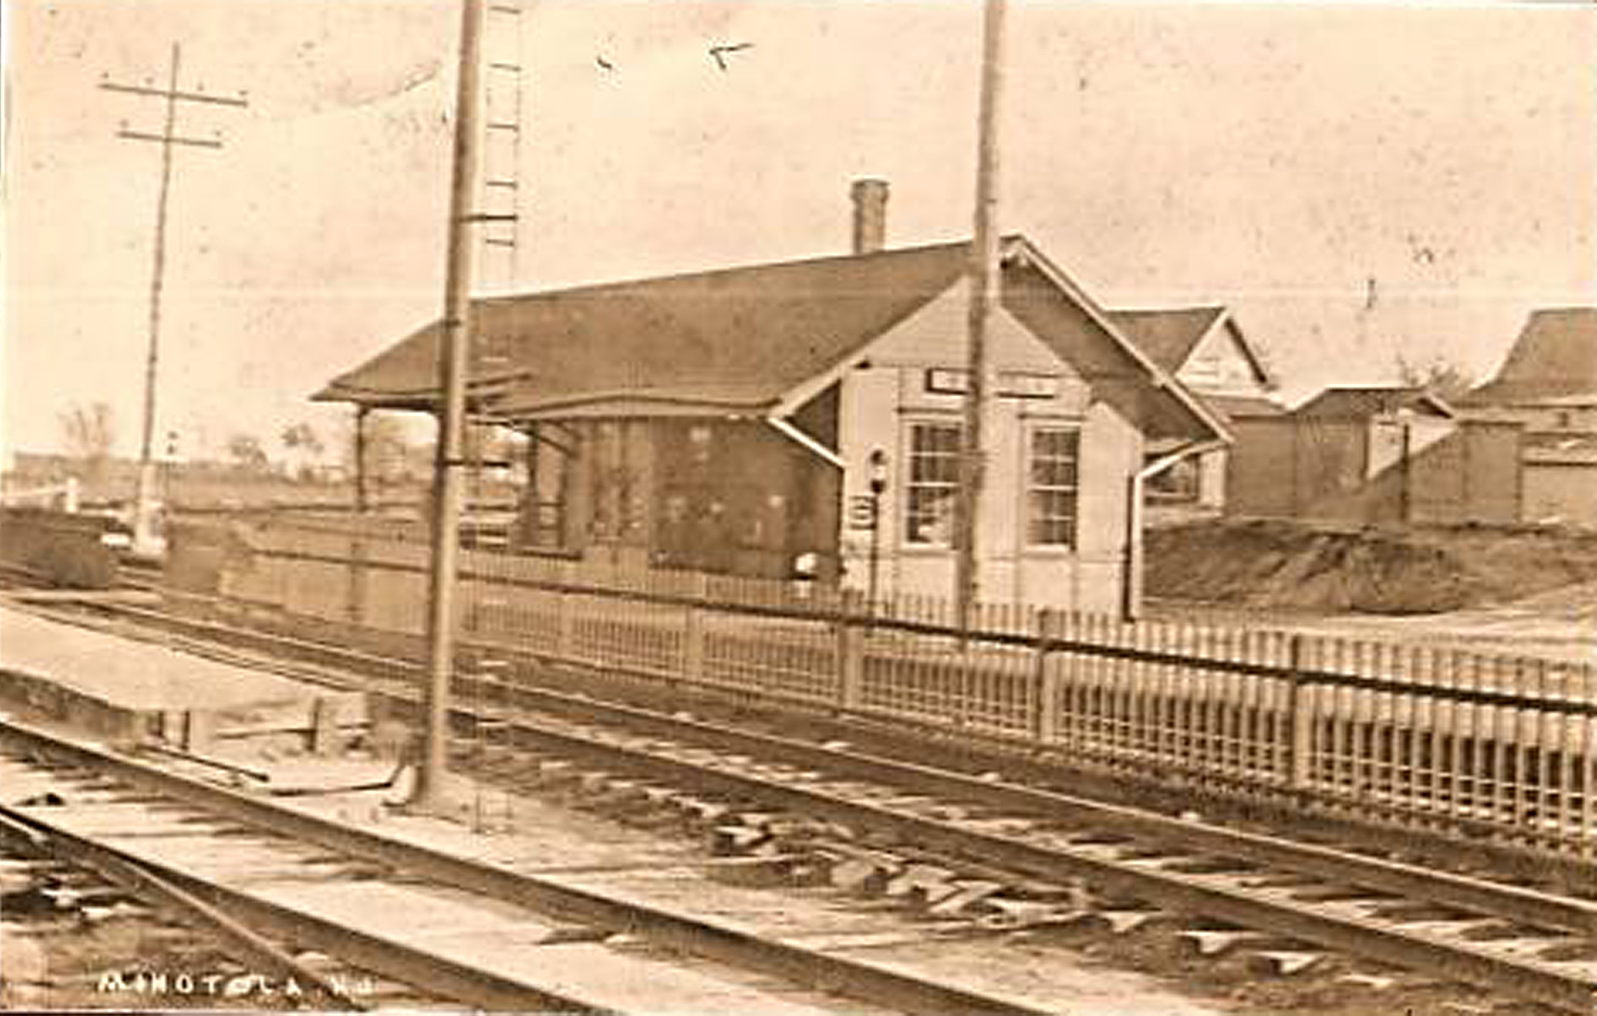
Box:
[3,0,1594,461]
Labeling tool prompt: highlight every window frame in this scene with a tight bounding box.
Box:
[1024,424,1080,550]
[901,418,963,549]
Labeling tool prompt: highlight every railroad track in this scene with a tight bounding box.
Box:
[0,800,394,1011]
[8,592,1597,1012]
[0,717,1113,1016]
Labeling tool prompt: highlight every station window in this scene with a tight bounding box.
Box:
[905,421,961,546]
[1027,427,1079,547]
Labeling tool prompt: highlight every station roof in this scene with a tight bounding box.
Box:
[314,236,1228,444]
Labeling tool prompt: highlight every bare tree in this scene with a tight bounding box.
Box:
[1396,353,1475,405]
[280,422,324,457]
[58,402,116,479]
[226,433,270,472]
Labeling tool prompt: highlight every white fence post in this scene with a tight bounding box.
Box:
[1289,634,1314,794]
[837,589,866,711]
[682,573,709,684]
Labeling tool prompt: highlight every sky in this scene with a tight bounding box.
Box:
[3,0,1595,462]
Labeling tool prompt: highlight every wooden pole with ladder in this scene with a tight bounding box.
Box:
[414,0,493,811]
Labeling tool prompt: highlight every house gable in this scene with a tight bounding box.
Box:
[1179,318,1274,396]
[1461,307,1597,407]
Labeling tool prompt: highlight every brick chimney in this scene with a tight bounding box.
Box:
[850,178,889,255]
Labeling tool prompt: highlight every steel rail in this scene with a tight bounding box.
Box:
[0,798,606,1014]
[12,596,1597,1010]
[74,596,1597,876]
[427,692,1597,1013]
[484,672,1597,936]
[0,805,367,1012]
[0,718,1059,1016]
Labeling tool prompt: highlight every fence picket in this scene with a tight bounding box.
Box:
[208,519,1596,859]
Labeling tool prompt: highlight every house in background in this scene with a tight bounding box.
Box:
[1106,305,1282,508]
[1457,308,1597,525]
[1458,308,1597,434]
[1224,386,1523,527]
[315,182,1228,615]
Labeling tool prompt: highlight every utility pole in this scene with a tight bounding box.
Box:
[955,0,1009,634]
[414,0,491,811]
[101,46,247,558]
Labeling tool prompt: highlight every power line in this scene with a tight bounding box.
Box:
[100,44,248,557]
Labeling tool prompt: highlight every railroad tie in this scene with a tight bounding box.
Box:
[977,897,1079,930]
[1246,950,1324,976]
[1084,909,1164,935]
[829,856,897,894]
[1336,971,1401,991]
[1176,928,1266,957]
[710,824,769,856]
[883,863,954,900]
[925,879,1005,917]
[674,798,733,828]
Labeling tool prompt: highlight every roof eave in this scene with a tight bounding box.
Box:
[1006,238,1233,445]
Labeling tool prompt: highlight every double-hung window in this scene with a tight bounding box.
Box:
[904,421,961,546]
[1027,427,1079,547]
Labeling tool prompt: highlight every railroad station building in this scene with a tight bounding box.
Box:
[315,183,1229,615]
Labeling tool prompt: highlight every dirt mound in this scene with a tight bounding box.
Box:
[1146,519,1597,614]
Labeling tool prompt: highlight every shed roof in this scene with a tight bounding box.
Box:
[1201,393,1286,419]
[315,236,1227,443]
[1460,307,1597,405]
[1292,386,1456,420]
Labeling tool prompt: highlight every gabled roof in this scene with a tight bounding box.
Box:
[1291,386,1455,420]
[314,236,1228,444]
[1104,307,1226,374]
[315,241,969,414]
[1105,305,1276,389]
[1459,307,1597,405]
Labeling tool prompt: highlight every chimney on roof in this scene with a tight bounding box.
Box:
[850,178,889,255]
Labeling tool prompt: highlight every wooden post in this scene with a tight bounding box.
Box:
[837,589,866,711]
[555,559,578,659]
[354,406,370,512]
[310,696,343,757]
[415,0,487,811]
[1288,634,1313,793]
[682,573,709,684]
[954,0,1009,634]
[1033,608,1061,744]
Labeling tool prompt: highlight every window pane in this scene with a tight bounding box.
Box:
[1027,428,1078,547]
[905,423,961,546]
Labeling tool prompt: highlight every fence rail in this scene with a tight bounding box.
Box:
[201,520,1597,858]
